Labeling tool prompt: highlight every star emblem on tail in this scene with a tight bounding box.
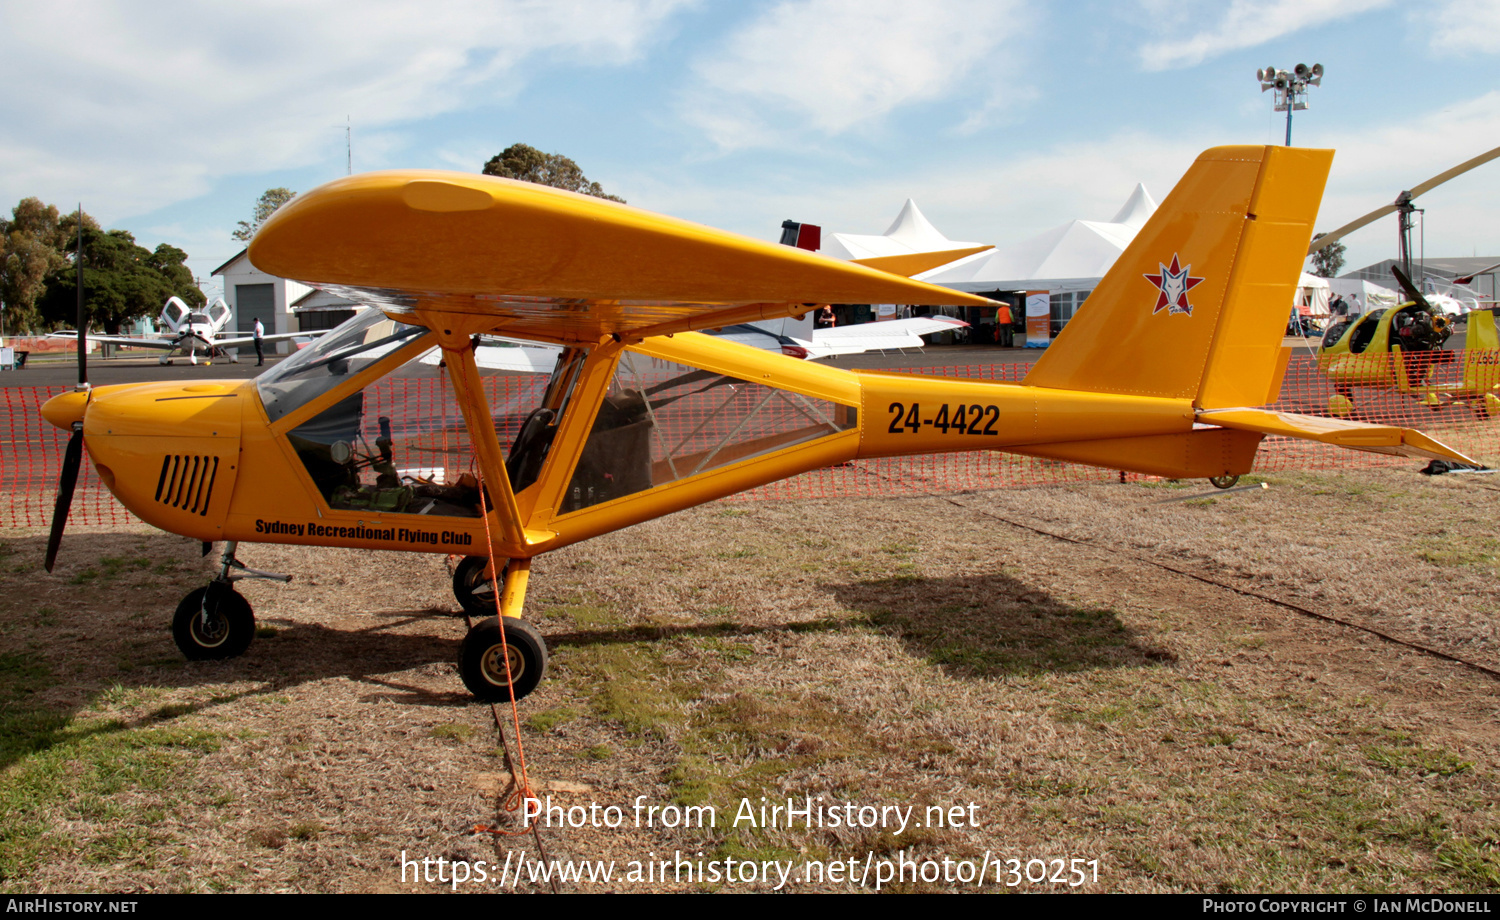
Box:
[1143,254,1203,316]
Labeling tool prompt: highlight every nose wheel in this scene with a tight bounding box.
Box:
[172,582,254,660]
[459,617,547,702]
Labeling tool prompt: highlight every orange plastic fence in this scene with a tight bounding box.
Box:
[4,352,1495,529]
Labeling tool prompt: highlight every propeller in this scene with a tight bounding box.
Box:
[1308,143,1500,255]
[44,207,90,573]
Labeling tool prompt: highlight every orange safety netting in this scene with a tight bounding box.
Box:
[3,352,1495,529]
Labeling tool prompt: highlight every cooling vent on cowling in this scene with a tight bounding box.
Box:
[154,455,220,516]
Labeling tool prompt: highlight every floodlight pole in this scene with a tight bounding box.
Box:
[1256,64,1323,147]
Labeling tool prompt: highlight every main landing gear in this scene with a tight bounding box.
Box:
[453,556,547,702]
[171,541,291,660]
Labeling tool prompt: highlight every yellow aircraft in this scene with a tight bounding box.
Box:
[1317,266,1500,418]
[41,145,1478,702]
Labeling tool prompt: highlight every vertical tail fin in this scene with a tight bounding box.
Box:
[1024,145,1332,409]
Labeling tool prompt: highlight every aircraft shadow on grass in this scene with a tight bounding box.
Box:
[828,573,1176,679]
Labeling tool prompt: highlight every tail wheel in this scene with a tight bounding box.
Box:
[172,583,254,660]
[459,617,547,702]
[1209,475,1240,490]
[453,555,508,616]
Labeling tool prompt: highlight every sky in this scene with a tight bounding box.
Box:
[3,0,1499,299]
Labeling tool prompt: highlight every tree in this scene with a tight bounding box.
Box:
[1309,232,1346,279]
[38,225,203,334]
[232,188,297,242]
[482,144,624,203]
[0,198,80,334]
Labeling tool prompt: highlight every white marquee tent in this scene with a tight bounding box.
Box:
[822,199,987,262]
[917,184,1158,292]
[1296,273,1330,316]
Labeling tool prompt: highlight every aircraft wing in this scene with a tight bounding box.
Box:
[808,315,968,357]
[1197,408,1481,465]
[211,330,327,348]
[418,339,563,373]
[248,171,994,344]
[46,332,178,350]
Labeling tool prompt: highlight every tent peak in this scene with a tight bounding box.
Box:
[883,199,945,246]
[1110,183,1157,226]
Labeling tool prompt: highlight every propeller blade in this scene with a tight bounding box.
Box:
[44,425,84,573]
[1390,265,1436,313]
[1307,204,1398,254]
[1408,144,1500,199]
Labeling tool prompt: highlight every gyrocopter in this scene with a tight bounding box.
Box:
[42,145,1477,702]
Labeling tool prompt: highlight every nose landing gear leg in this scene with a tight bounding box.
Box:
[170,541,291,661]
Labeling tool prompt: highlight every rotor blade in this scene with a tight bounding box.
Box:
[1390,265,1436,313]
[1454,260,1500,284]
[1409,143,1500,199]
[1307,204,1398,254]
[44,426,84,573]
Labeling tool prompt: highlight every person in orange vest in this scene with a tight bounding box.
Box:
[995,302,1013,347]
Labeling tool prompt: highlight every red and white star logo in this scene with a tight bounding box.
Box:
[1143,254,1204,316]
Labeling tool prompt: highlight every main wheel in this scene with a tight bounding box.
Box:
[172,583,254,660]
[459,617,547,702]
[1208,475,1240,489]
[453,556,508,616]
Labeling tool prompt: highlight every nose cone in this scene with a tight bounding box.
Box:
[41,389,88,431]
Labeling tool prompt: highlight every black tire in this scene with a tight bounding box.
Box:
[172,583,254,660]
[1209,475,1240,489]
[453,556,507,616]
[459,617,547,702]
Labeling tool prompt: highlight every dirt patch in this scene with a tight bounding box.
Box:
[2,467,1499,892]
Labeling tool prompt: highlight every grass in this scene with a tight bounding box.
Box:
[5,472,1500,891]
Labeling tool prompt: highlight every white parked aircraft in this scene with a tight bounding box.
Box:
[52,296,320,365]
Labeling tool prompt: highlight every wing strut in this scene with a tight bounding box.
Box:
[428,313,533,554]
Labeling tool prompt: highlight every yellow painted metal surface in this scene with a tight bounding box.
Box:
[1012,428,1264,480]
[851,246,994,278]
[856,374,1194,457]
[1199,408,1478,463]
[248,170,993,344]
[1197,147,1332,409]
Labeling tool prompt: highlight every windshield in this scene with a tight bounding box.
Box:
[256,309,429,422]
[188,313,210,325]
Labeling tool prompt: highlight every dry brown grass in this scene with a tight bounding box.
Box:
[2,467,1499,893]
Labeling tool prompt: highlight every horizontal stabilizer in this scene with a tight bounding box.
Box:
[1197,408,1480,465]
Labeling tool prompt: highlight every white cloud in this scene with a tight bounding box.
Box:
[1138,0,1391,71]
[682,0,1030,149]
[0,0,693,220]
[1432,0,1500,53]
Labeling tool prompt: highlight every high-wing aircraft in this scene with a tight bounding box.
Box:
[51,295,318,365]
[41,145,1478,704]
